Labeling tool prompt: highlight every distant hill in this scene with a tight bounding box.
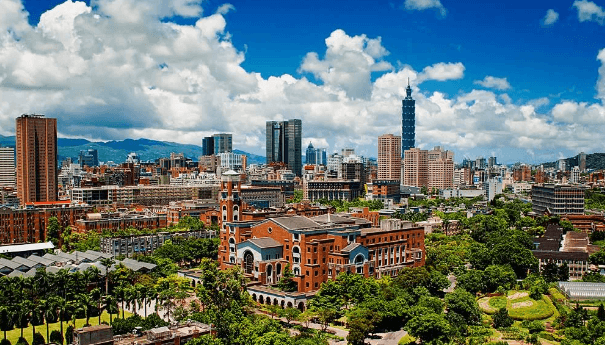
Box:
[0,135,265,164]
[542,152,605,170]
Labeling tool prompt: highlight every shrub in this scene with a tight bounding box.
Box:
[50,330,63,345]
[16,337,28,345]
[493,308,514,329]
[32,332,45,345]
[1,339,11,345]
[66,325,74,345]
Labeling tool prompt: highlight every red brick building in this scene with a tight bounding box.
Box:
[218,171,425,295]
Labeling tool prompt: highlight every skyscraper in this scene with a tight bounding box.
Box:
[266,119,302,176]
[0,147,15,187]
[401,80,415,156]
[16,114,58,204]
[579,152,587,172]
[306,142,316,165]
[202,136,214,156]
[213,133,232,154]
[78,149,99,167]
[378,134,401,180]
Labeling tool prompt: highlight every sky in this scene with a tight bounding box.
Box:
[1,0,605,164]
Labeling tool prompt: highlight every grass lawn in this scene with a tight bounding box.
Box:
[398,334,416,345]
[489,296,507,310]
[508,296,555,321]
[4,310,132,345]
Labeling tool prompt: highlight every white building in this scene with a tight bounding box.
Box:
[484,177,503,201]
[219,152,243,171]
[571,166,580,184]
[0,147,15,187]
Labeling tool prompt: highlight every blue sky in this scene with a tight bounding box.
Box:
[2,0,605,163]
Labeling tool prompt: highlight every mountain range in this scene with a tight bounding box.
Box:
[0,135,266,165]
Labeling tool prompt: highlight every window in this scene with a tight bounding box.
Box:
[293,233,300,241]
[314,282,318,288]
[314,247,317,253]
[314,259,317,264]
[314,270,318,276]
[286,245,289,249]
[307,247,311,253]
[307,259,311,264]
[306,282,309,287]
[306,270,310,276]
[268,227,272,234]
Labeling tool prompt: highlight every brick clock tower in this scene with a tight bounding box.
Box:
[219,170,242,269]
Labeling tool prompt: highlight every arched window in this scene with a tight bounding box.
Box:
[228,238,236,252]
[292,246,301,263]
[293,267,300,276]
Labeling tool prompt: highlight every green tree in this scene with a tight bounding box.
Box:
[456,270,485,295]
[445,289,481,326]
[347,308,381,345]
[0,306,14,340]
[46,217,61,245]
[49,330,63,345]
[406,312,451,345]
[276,264,297,292]
[280,308,300,326]
[492,308,513,329]
[195,259,249,343]
[483,265,516,292]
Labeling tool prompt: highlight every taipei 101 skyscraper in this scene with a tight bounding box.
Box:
[401,79,415,157]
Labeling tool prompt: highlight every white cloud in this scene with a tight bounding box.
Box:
[404,0,446,17]
[474,76,511,90]
[417,62,465,82]
[542,9,559,26]
[598,48,605,100]
[299,29,392,100]
[573,0,605,25]
[1,0,605,162]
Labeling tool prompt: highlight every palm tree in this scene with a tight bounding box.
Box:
[103,295,117,326]
[55,296,70,343]
[0,306,13,340]
[99,258,115,295]
[114,285,126,319]
[89,288,102,325]
[76,293,94,326]
[41,299,57,344]
[15,300,31,339]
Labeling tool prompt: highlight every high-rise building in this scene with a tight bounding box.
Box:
[266,119,302,176]
[0,147,15,187]
[558,158,566,172]
[579,152,587,172]
[475,157,487,170]
[213,133,232,154]
[341,148,355,157]
[403,148,428,188]
[378,134,401,180]
[488,156,497,168]
[15,114,58,204]
[404,147,454,190]
[401,80,415,156]
[306,142,316,165]
[78,149,99,167]
[305,143,327,166]
[571,166,580,184]
[202,136,214,156]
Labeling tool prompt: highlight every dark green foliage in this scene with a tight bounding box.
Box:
[347,308,381,345]
[112,314,169,336]
[50,330,63,345]
[483,265,517,292]
[316,199,383,212]
[542,261,569,282]
[598,304,605,321]
[406,312,451,345]
[1,339,11,345]
[46,217,61,245]
[65,326,74,345]
[529,278,548,300]
[492,308,513,329]
[32,333,45,345]
[276,264,297,292]
[456,269,486,294]
[445,289,482,326]
[15,338,27,345]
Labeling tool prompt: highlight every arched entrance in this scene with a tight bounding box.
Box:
[244,251,254,274]
[266,264,273,284]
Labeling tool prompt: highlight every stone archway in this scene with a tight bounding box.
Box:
[252,294,257,302]
[280,300,285,308]
[297,302,305,311]
[273,298,279,306]
[287,302,293,308]
[259,295,264,304]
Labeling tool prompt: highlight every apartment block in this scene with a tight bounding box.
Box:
[377,134,401,180]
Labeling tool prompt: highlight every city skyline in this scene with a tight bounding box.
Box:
[0,0,604,164]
